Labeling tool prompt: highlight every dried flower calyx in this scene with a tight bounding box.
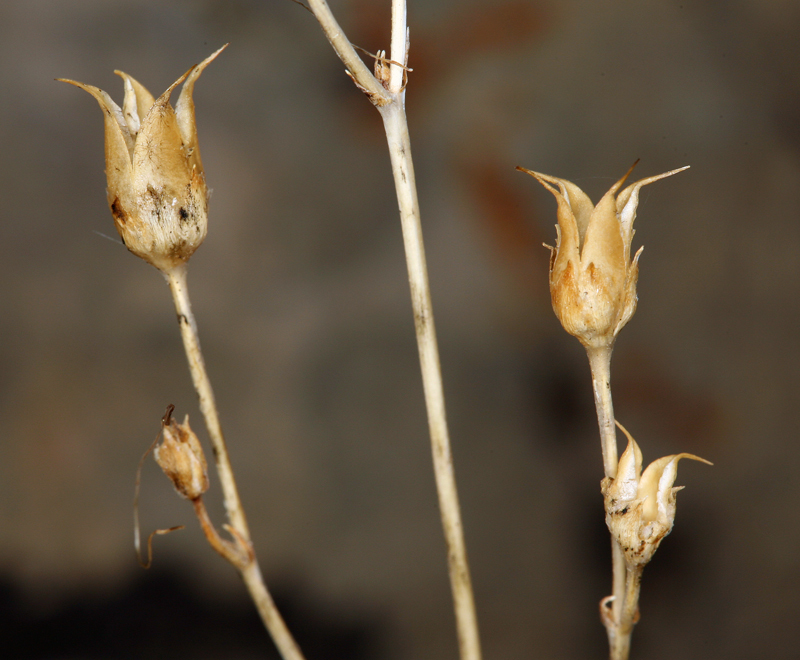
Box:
[601,422,711,568]
[517,162,689,349]
[154,408,209,501]
[59,46,226,272]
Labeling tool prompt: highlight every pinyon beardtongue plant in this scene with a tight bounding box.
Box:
[58,45,226,273]
[519,161,702,659]
[516,162,689,350]
[60,47,308,660]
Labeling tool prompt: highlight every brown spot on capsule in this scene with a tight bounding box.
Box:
[110,198,128,226]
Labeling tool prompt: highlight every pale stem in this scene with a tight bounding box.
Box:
[240,560,306,660]
[585,345,618,480]
[609,564,643,660]
[380,99,482,660]
[165,264,248,536]
[388,0,407,94]
[585,344,634,656]
[305,2,482,659]
[192,497,246,567]
[307,0,391,104]
[610,540,628,647]
[165,264,306,660]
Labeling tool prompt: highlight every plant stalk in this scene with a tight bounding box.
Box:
[586,344,637,659]
[380,98,482,660]
[586,345,618,480]
[305,2,482,658]
[166,264,247,536]
[607,562,643,660]
[165,264,306,660]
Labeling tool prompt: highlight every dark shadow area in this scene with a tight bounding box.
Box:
[0,567,384,660]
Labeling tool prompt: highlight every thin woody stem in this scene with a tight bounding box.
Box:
[608,565,643,660]
[585,344,635,659]
[240,559,304,660]
[193,497,248,568]
[165,264,306,660]
[623,567,643,636]
[388,0,407,93]
[380,98,482,660]
[586,345,618,480]
[609,540,629,657]
[307,0,391,105]
[165,264,248,537]
[304,2,482,659]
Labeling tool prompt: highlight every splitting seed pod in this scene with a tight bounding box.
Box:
[517,162,689,349]
[601,422,712,568]
[59,46,226,272]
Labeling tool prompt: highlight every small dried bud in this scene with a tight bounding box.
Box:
[374,50,391,88]
[518,162,688,349]
[59,46,226,272]
[154,413,209,500]
[601,423,711,568]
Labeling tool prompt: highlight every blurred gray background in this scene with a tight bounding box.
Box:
[1,0,799,658]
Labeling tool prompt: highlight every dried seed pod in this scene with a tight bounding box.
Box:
[59,46,226,272]
[518,162,688,349]
[601,422,711,568]
[154,413,209,501]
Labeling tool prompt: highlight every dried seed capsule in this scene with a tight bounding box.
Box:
[601,422,711,568]
[154,413,209,501]
[59,46,226,272]
[518,162,688,349]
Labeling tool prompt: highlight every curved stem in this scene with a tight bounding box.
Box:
[193,497,249,568]
[307,0,391,104]
[165,264,305,660]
